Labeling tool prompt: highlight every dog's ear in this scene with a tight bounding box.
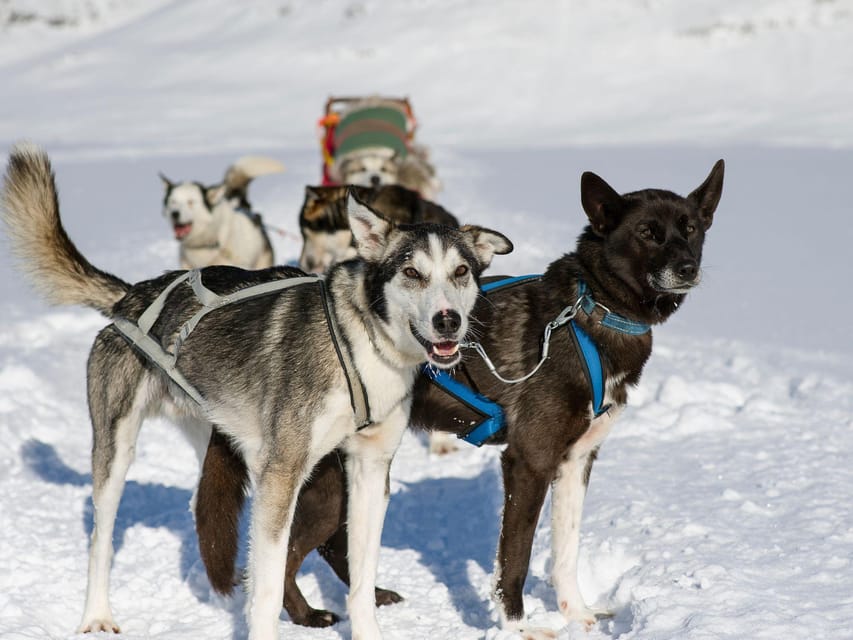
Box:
[688,159,725,230]
[159,172,174,191]
[304,185,322,203]
[205,184,227,207]
[581,171,625,236]
[459,226,514,270]
[347,190,393,261]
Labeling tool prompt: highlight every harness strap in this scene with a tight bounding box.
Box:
[569,321,609,417]
[113,270,372,428]
[429,275,651,445]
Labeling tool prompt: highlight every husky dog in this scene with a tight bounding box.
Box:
[332,147,441,200]
[298,184,457,274]
[195,161,725,635]
[160,155,284,270]
[298,183,463,454]
[1,145,512,640]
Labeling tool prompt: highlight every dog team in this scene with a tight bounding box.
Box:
[0,94,725,640]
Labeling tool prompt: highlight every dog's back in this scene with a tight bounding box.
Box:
[298,184,459,272]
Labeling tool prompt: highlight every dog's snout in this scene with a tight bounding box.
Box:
[170,210,180,223]
[676,260,698,281]
[370,174,381,187]
[432,310,462,336]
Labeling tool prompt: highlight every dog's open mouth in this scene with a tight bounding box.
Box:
[410,324,461,367]
[173,223,193,240]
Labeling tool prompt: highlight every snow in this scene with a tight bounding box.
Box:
[1,1,852,639]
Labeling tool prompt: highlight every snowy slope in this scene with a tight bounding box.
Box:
[2,2,853,640]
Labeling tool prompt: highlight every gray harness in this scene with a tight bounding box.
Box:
[113,269,372,428]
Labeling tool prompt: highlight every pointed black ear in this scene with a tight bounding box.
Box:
[304,185,322,202]
[581,171,625,236]
[688,159,725,230]
[159,172,174,190]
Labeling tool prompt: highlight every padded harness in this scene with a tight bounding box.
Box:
[112,269,372,428]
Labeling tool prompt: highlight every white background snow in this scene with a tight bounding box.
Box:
[1,1,852,639]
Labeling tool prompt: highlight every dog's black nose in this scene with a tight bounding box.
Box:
[676,260,698,281]
[370,175,381,187]
[432,310,461,336]
[171,210,180,222]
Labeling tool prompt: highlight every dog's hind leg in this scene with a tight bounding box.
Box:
[343,407,408,640]
[79,338,150,633]
[318,525,404,608]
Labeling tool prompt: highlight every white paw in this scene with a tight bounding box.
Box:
[428,431,459,455]
[78,618,120,634]
[559,600,612,629]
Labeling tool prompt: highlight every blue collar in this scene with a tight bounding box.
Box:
[575,280,651,336]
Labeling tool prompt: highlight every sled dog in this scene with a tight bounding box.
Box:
[298,183,463,454]
[194,161,725,635]
[0,144,512,640]
[160,155,284,270]
[299,184,458,274]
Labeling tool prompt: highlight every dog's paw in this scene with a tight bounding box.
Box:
[78,618,120,634]
[517,627,558,640]
[295,608,340,628]
[428,431,459,455]
[559,600,612,629]
[374,587,404,607]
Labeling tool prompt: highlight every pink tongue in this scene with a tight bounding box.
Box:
[174,224,192,239]
[433,342,459,357]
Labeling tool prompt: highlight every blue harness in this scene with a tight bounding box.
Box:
[422,275,651,446]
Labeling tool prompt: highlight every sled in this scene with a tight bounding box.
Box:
[317,95,419,185]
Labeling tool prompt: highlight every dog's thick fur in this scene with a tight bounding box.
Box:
[160,155,284,270]
[0,145,512,640]
[194,161,725,636]
[298,183,466,455]
[298,184,457,274]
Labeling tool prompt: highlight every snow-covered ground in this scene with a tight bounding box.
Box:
[1,2,852,639]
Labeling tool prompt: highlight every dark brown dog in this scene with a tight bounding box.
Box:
[196,161,725,635]
[298,184,458,273]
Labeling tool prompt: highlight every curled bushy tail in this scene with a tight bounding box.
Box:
[1,143,129,316]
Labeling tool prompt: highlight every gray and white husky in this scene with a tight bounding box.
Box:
[1,144,512,640]
[160,155,284,270]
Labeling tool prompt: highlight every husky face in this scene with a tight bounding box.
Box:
[347,195,512,369]
[336,149,399,188]
[160,177,225,246]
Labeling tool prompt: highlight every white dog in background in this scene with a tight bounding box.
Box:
[160,156,284,270]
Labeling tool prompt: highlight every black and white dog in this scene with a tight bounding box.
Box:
[0,144,512,640]
[160,155,284,270]
[195,161,725,638]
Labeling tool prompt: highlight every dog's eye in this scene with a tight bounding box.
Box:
[638,225,653,240]
[403,267,421,279]
[454,265,469,278]
[685,223,696,235]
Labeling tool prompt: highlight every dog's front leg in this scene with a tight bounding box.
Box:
[550,450,598,628]
[551,409,620,628]
[343,405,408,640]
[493,448,553,638]
[245,451,307,640]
